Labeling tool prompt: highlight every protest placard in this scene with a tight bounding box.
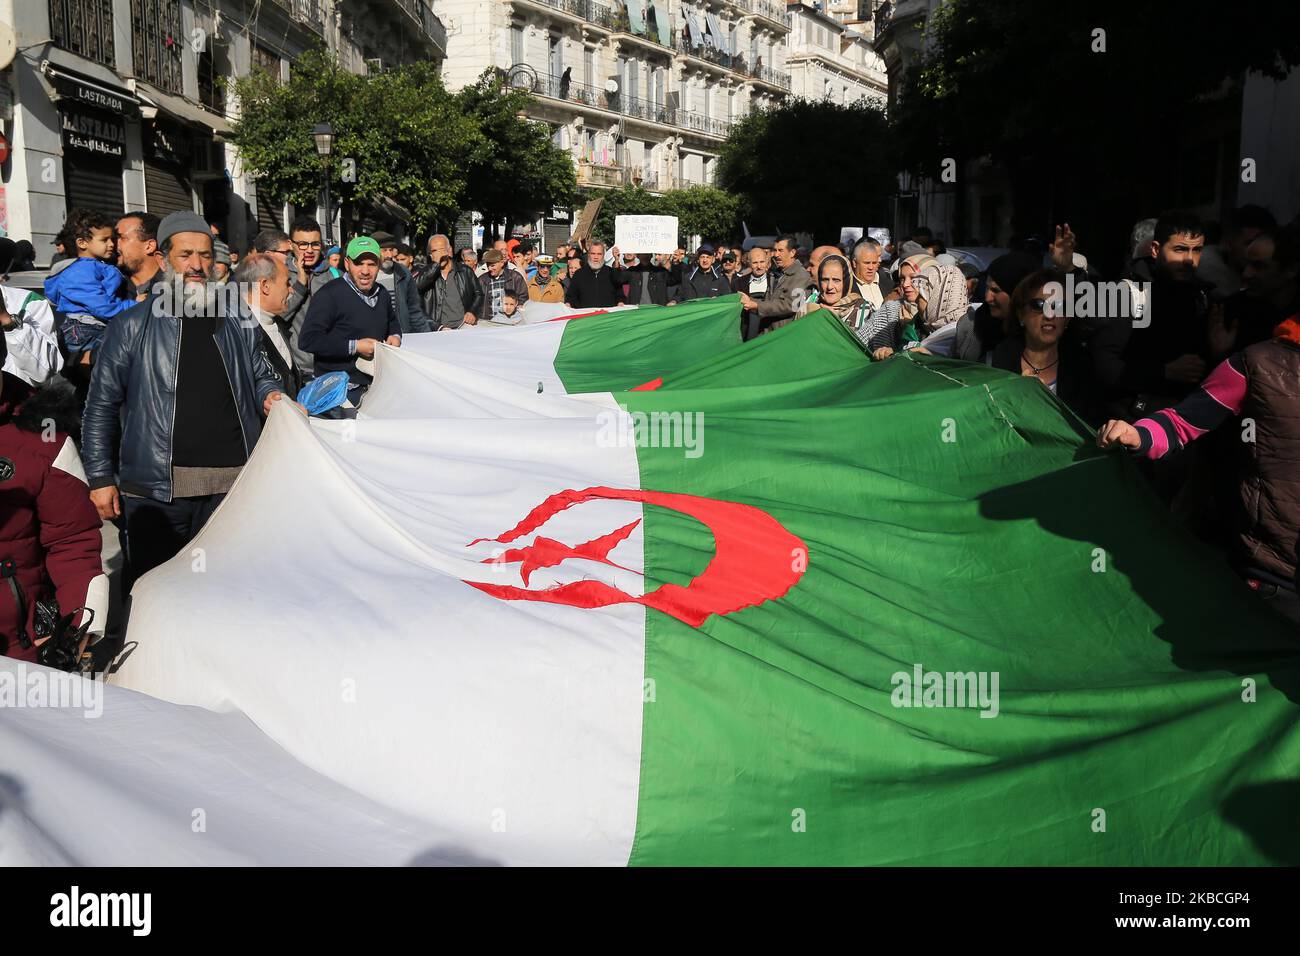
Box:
[614,215,679,254]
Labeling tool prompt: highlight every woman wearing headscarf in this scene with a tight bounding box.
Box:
[911,256,971,335]
[862,253,934,360]
[990,267,1102,426]
[808,253,868,325]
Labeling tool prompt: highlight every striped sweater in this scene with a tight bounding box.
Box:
[1133,354,1246,459]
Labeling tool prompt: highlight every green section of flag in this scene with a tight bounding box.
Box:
[553,296,742,394]
[661,305,871,392]
[623,313,1300,865]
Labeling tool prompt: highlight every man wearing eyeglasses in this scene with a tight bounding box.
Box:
[252,223,329,380]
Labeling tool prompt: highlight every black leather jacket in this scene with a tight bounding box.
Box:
[82,293,282,502]
[418,261,485,329]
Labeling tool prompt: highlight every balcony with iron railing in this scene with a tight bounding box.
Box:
[873,0,927,46]
[676,32,749,73]
[513,0,616,30]
[610,5,677,52]
[576,162,663,190]
[748,0,792,31]
[533,71,734,138]
[267,0,326,37]
[387,0,449,54]
[748,60,792,91]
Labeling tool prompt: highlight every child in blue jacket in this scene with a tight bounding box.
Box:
[43,210,136,363]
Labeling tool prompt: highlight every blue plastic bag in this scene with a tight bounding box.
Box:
[296,371,351,416]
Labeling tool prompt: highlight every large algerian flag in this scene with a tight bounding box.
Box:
[399,296,741,396]
[10,309,1297,865]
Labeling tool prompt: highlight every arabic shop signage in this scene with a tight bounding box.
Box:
[61,106,126,157]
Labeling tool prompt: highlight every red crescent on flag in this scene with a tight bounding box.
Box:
[465,487,807,627]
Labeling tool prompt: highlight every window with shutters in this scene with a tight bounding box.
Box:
[50,0,117,68]
[549,34,563,78]
[252,44,281,80]
[131,0,184,94]
[511,25,525,66]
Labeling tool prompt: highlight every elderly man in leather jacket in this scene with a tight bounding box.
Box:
[419,233,484,330]
[81,211,287,587]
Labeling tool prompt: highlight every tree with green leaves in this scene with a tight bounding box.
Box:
[231,50,479,234]
[719,99,892,244]
[664,186,746,244]
[892,0,1300,271]
[587,184,744,246]
[454,71,577,240]
[588,185,671,241]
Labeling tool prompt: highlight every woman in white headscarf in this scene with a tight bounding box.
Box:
[856,252,933,360]
[911,257,971,335]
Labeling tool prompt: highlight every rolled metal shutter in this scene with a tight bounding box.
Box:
[64,153,125,217]
[256,186,283,234]
[144,160,193,216]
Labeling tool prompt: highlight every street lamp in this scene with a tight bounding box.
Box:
[311,122,335,244]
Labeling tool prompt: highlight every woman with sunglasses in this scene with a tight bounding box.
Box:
[990,268,1102,426]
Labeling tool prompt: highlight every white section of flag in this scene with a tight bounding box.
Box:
[113,378,648,865]
[362,345,620,421]
[400,318,570,394]
[0,659,452,865]
[518,302,639,325]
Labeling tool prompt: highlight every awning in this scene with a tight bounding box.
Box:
[705,12,729,54]
[368,193,412,221]
[40,59,140,117]
[135,81,234,137]
[649,0,672,47]
[625,1,647,36]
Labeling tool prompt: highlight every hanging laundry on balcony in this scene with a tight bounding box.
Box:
[705,12,730,55]
[684,8,705,48]
[649,1,672,47]
[625,1,648,36]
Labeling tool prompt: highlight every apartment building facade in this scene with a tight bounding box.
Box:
[784,2,887,109]
[0,0,446,263]
[436,0,793,212]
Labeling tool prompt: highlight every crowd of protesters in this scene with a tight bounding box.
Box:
[2,197,1298,669]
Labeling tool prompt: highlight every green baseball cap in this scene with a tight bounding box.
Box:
[346,236,381,261]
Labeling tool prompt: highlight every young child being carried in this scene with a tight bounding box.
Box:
[43,210,136,364]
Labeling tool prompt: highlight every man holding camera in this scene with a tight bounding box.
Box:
[419,234,484,330]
